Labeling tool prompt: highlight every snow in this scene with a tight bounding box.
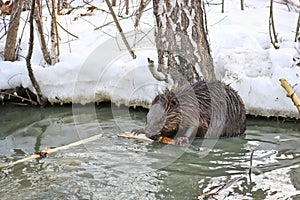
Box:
[1,0,300,118]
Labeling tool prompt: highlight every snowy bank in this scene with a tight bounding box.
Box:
[1,0,300,118]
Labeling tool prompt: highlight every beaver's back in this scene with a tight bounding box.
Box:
[156,80,246,138]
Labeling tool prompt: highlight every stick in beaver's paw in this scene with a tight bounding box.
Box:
[118,132,154,142]
[119,132,203,151]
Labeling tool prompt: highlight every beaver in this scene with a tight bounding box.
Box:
[132,80,246,145]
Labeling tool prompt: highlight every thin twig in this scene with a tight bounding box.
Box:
[104,0,136,59]
[57,20,79,38]
[52,0,60,60]
[94,7,152,30]
[65,18,71,53]
[0,90,37,105]
[269,0,279,49]
[210,15,228,27]
[295,13,300,42]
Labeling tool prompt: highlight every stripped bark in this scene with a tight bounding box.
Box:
[152,0,216,85]
[280,78,300,113]
[4,0,25,61]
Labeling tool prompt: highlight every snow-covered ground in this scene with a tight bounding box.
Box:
[1,0,300,118]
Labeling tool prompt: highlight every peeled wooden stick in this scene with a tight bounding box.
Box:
[0,134,103,169]
[279,78,300,113]
[119,132,201,151]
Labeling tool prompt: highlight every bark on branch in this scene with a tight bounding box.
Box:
[134,0,151,27]
[269,0,279,49]
[4,0,25,61]
[152,0,216,85]
[50,0,60,64]
[105,0,136,59]
[35,0,52,65]
[26,0,47,106]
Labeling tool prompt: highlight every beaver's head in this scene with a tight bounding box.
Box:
[144,92,181,139]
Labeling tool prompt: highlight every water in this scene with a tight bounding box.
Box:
[0,104,299,200]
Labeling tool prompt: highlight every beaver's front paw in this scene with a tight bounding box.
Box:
[131,128,146,136]
[175,136,190,146]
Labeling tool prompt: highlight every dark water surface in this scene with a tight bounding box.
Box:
[0,104,299,200]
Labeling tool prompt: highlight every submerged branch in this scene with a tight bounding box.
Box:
[249,150,254,182]
[197,176,243,198]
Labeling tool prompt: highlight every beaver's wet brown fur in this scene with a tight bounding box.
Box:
[132,80,246,145]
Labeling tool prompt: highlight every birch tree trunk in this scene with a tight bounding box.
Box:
[152,0,216,85]
[4,0,25,61]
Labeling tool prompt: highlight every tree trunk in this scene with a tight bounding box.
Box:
[4,0,25,61]
[152,0,216,85]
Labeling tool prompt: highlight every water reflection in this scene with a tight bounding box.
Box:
[0,104,299,199]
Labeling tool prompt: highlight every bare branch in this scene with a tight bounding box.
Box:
[134,0,151,28]
[269,0,280,49]
[295,13,300,42]
[104,0,136,59]
[35,0,52,65]
[26,0,47,106]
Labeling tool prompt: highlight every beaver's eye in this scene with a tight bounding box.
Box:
[171,99,178,106]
